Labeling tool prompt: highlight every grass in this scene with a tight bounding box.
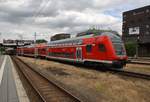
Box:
[95,82,106,92]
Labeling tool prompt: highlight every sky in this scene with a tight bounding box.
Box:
[0,0,150,42]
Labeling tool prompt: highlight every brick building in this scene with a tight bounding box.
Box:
[122,5,150,57]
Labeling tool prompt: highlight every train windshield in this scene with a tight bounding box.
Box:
[101,32,121,43]
[101,32,126,56]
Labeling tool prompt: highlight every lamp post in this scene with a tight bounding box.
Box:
[34,32,36,57]
[0,32,1,41]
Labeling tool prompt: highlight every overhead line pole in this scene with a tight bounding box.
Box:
[32,0,51,63]
[34,32,37,63]
[0,33,1,55]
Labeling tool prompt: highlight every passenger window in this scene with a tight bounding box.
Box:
[99,44,106,52]
[86,45,92,53]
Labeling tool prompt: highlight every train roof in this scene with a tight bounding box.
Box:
[48,31,121,46]
[48,34,93,46]
[76,29,120,37]
[18,30,121,48]
[18,43,47,48]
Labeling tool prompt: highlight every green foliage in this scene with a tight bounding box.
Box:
[0,47,5,54]
[125,42,137,57]
[36,39,47,44]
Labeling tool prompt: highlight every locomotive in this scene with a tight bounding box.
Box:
[17,31,128,68]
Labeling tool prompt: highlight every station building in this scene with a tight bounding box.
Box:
[122,5,150,57]
[1,39,34,51]
[2,39,34,48]
[51,33,70,41]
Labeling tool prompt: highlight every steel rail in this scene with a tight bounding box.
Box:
[109,68,150,80]
[127,61,150,65]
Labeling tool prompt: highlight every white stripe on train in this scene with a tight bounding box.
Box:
[20,54,113,64]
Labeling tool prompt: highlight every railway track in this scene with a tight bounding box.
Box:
[127,61,150,65]
[128,57,150,65]
[108,68,150,80]
[128,57,150,61]
[12,56,82,102]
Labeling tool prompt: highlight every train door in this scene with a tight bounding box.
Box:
[76,47,82,62]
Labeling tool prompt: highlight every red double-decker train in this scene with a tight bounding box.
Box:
[17,31,128,68]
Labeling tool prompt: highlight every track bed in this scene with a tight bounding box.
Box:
[12,56,81,102]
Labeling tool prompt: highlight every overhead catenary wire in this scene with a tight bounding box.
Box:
[33,0,51,22]
[31,0,52,43]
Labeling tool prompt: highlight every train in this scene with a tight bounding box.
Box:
[5,48,16,55]
[16,31,128,68]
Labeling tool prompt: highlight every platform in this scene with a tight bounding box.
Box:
[0,55,29,102]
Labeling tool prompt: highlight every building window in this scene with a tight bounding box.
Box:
[146,31,150,35]
[146,9,149,13]
[146,25,149,28]
[98,44,106,52]
[86,45,92,53]
[138,18,142,22]
[131,20,135,24]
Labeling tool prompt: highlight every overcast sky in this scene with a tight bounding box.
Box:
[0,0,150,42]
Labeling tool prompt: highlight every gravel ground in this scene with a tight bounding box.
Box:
[19,56,150,102]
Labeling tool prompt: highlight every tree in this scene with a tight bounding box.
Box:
[125,42,137,57]
[0,47,4,54]
[36,39,47,44]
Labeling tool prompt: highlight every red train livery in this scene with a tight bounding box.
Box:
[17,31,128,68]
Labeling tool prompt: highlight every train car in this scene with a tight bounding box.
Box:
[17,45,35,57]
[16,47,24,55]
[23,45,35,57]
[5,48,16,55]
[46,31,128,68]
[36,43,47,58]
[17,44,47,58]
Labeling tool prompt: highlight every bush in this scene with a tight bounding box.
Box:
[36,39,47,44]
[125,42,137,57]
